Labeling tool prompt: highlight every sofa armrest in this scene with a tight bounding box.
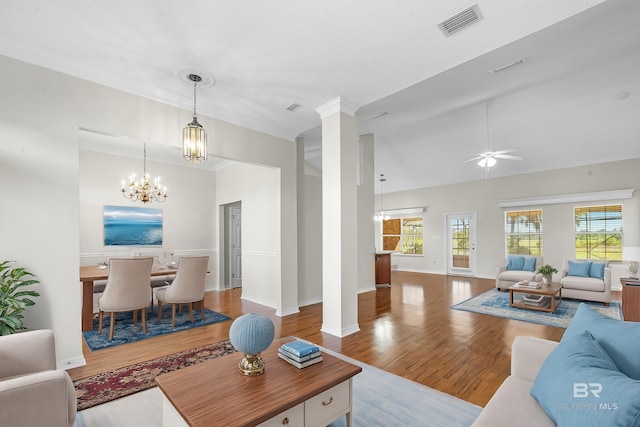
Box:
[0,330,56,379]
[0,370,77,427]
[496,265,507,275]
[511,336,558,382]
[604,267,611,289]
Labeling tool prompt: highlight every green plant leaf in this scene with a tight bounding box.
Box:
[0,260,40,334]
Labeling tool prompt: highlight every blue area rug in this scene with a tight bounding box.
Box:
[325,349,481,427]
[451,289,622,328]
[83,306,232,351]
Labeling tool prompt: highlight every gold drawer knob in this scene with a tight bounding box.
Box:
[281,417,289,425]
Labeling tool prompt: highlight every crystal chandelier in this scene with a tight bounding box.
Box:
[183,74,207,163]
[374,174,390,222]
[121,143,167,203]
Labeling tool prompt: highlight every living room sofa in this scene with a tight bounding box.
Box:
[472,304,640,426]
[495,255,543,290]
[558,258,611,305]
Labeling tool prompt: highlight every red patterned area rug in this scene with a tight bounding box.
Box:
[74,340,236,410]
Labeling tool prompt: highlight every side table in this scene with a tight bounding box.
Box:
[620,277,640,321]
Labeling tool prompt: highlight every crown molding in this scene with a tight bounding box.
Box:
[315,97,359,119]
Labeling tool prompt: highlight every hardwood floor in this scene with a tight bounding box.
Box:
[68,272,619,407]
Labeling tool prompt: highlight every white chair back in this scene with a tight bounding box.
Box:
[161,256,209,303]
[99,257,153,312]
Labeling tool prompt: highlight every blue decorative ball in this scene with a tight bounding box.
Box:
[229,313,275,355]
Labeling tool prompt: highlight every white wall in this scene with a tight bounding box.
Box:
[378,158,640,280]
[215,162,288,312]
[298,173,323,305]
[0,55,297,368]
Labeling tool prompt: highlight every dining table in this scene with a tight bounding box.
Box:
[79,264,178,332]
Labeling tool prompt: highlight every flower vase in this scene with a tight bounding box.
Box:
[542,275,552,285]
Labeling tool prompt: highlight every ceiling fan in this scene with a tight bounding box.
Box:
[466,100,522,168]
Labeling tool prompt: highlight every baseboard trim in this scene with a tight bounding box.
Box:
[59,355,86,371]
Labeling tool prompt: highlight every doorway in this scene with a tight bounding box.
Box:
[223,201,242,288]
[446,213,477,276]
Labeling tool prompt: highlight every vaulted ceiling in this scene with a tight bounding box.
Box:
[1,0,638,193]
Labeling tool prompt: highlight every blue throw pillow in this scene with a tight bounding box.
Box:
[507,255,525,271]
[531,330,640,426]
[522,257,537,272]
[568,260,592,277]
[590,262,606,280]
[563,304,640,380]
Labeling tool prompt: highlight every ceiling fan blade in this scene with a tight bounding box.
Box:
[464,155,484,163]
[492,149,513,156]
[495,154,523,161]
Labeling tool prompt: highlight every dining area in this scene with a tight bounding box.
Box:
[79,255,210,340]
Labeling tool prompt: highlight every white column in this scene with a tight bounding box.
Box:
[316,97,360,337]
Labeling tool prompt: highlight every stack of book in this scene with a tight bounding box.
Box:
[524,294,551,307]
[278,340,323,369]
[515,280,541,289]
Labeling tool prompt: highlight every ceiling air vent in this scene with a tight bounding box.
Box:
[285,103,303,112]
[438,4,482,37]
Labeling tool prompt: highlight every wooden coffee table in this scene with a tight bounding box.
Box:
[509,282,563,313]
[156,338,362,427]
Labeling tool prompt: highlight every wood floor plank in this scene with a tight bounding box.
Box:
[68,272,620,407]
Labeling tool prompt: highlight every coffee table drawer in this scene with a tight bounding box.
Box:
[257,402,303,427]
[304,380,350,426]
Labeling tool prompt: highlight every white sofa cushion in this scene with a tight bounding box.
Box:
[561,275,605,292]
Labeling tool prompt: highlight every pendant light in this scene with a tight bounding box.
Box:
[374,174,390,221]
[183,74,207,163]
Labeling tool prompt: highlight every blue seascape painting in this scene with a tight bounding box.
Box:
[103,205,163,246]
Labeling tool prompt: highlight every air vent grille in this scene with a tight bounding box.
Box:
[438,4,482,37]
[285,103,303,112]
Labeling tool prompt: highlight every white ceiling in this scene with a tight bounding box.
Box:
[1,0,639,193]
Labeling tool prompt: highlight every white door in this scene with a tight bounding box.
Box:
[229,203,242,288]
[446,213,477,276]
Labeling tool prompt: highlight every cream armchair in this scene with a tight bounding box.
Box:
[0,329,76,427]
[157,256,209,327]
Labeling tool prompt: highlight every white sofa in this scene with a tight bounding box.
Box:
[558,258,611,305]
[495,255,543,290]
[0,329,77,427]
[471,336,557,427]
[473,304,640,426]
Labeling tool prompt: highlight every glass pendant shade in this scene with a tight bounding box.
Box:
[182,73,208,164]
[183,116,207,163]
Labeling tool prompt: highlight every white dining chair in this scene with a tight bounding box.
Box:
[98,257,154,340]
[156,256,209,327]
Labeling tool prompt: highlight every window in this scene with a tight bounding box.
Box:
[382,217,423,254]
[574,205,622,260]
[505,210,542,255]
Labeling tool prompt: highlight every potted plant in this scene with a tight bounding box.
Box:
[0,260,40,335]
[536,264,558,285]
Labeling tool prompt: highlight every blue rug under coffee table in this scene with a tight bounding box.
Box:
[83,305,232,351]
[451,288,622,328]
